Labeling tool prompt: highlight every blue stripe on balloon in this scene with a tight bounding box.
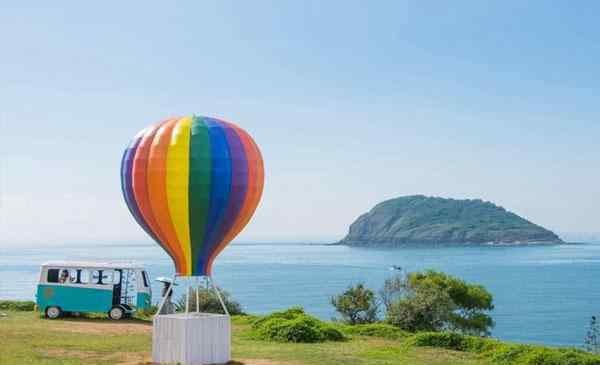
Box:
[120,133,159,243]
[205,120,249,268]
[196,118,232,275]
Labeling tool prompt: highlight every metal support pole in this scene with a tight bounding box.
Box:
[155,274,177,318]
[208,276,229,316]
[195,277,200,312]
[185,283,190,313]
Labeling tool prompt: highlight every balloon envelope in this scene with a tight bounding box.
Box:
[120,116,264,276]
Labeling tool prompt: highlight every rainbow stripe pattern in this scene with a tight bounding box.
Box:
[120,116,264,276]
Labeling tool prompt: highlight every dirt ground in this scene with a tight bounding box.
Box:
[50,319,152,335]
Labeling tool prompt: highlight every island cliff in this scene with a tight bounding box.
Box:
[339,195,562,246]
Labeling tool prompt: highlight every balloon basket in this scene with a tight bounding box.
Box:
[152,276,231,365]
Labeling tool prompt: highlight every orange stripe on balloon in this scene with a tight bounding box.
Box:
[131,121,175,262]
[240,133,265,242]
[147,118,187,274]
[206,122,264,275]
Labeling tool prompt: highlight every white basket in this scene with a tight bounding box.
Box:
[152,312,231,365]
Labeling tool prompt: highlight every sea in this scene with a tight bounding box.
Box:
[1,241,599,348]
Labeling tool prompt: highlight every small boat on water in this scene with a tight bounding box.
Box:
[389,265,402,271]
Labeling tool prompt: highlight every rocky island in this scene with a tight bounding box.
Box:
[339,195,562,246]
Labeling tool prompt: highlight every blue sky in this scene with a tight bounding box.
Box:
[1,1,599,245]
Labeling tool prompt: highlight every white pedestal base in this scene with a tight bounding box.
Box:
[152,313,231,365]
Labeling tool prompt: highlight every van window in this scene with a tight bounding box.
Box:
[48,268,74,284]
[80,270,89,284]
[47,269,60,283]
[102,271,113,284]
[58,269,70,284]
[92,270,102,284]
[91,270,120,285]
[113,270,121,284]
[68,269,78,283]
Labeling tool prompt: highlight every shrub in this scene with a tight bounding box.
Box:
[331,283,379,324]
[0,300,35,311]
[406,332,491,352]
[257,316,323,343]
[338,323,409,340]
[175,287,243,315]
[407,332,600,365]
[320,324,346,342]
[252,307,345,343]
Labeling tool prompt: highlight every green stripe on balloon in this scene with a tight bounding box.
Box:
[188,116,212,275]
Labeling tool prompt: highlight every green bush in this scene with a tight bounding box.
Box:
[320,324,346,342]
[252,306,305,328]
[407,332,600,365]
[0,300,35,311]
[252,307,345,343]
[175,288,243,315]
[337,323,409,340]
[407,332,496,352]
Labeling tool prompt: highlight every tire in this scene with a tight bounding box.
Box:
[108,306,124,320]
[45,306,62,319]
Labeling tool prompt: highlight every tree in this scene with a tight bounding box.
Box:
[585,316,600,354]
[383,270,495,336]
[386,285,455,332]
[331,283,378,324]
[408,270,494,336]
[379,274,407,312]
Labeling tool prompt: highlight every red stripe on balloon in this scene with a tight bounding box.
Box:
[131,120,176,263]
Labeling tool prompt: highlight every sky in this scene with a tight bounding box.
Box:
[1,1,599,246]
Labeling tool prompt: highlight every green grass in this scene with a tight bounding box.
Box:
[0,300,35,311]
[232,316,483,365]
[407,332,600,365]
[4,308,598,365]
[0,311,484,365]
[0,311,151,365]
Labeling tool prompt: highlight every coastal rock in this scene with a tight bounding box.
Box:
[339,195,562,246]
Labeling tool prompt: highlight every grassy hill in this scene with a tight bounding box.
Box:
[340,195,562,246]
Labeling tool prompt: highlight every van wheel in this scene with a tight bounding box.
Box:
[45,306,62,319]
[108,306,124,320]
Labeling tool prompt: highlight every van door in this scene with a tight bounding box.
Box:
[112,270,122,307]
[136,270,152,310]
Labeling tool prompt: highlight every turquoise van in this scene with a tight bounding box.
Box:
[36,261,152,320]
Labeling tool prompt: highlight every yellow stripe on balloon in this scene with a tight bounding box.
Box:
[166,117,193,275]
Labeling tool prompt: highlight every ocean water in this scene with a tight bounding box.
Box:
[1,241,599,347]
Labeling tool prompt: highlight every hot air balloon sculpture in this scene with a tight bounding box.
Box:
[120,116,264,316]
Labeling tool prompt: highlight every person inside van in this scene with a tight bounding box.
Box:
[59,270,69,284]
